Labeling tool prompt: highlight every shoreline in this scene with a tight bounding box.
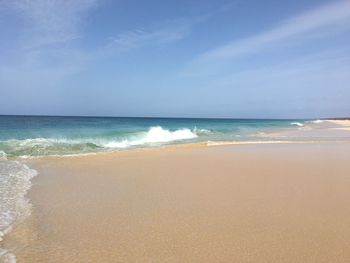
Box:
[9,119,350,161]
[12,138,350,163]
[1,119,348,162]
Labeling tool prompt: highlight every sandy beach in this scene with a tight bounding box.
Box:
[3,128,350,262]
[2,0,350,261]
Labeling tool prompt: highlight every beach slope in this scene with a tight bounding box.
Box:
[5,141,350,262]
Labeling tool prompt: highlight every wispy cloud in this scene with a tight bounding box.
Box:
[176,48,350,118]
[0,0,98,110]
[3,0,98,48]
[176,1,350,117]
[216,48,350,87]
[0,0,98,88]
[105,3,235,53]
[187,0,350,73]
[0,0,216,111]
[106,14,210,53]
[108,25,189,52]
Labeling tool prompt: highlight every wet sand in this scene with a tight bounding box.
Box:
[4,141,350,262]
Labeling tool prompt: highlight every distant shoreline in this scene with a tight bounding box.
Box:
[1,114,349,120]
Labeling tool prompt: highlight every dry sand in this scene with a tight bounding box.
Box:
[325,120,350,131]
[4,142,350,262]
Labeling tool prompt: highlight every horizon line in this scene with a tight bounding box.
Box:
[0,114,347,120]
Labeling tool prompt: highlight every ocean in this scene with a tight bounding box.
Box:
[0,115,308,157]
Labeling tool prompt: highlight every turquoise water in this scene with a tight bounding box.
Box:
[0,115,306,157]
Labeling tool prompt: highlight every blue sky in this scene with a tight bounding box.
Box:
[0,0,349,118]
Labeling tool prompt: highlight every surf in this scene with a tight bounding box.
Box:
[104,126,198,148]
[290,122,304,127]
[0,151,37,262]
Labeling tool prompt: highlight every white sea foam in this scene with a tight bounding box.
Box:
[291,122,304,127]
[194,127,212,135]
[311,119,323,124]
[0,127,200,156]
[0,153,37,262]
[0,151,6,161]
[105,126,198,148]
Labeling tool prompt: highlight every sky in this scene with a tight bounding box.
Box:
[0,0,349,118]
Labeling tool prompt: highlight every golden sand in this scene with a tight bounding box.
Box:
[325,119,350,130]
[4,142,350,262]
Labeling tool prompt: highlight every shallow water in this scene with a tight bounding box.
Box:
[0,116,309,157]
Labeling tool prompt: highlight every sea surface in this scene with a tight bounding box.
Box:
[0,116,310,157]
[0,115,317,261]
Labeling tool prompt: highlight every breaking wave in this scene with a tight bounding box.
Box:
[310,119,323,124]
[0,151,37,262]
[0,127,201,157]
[291,122,304,127]
[104,126,198,148]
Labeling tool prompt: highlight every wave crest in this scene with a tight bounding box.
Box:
[311,119,323,124]
[0,126,199,156]
[291,122,304,127]
[105,126,197,148]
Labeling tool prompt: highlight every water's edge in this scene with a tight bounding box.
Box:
[0,153,37,263]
